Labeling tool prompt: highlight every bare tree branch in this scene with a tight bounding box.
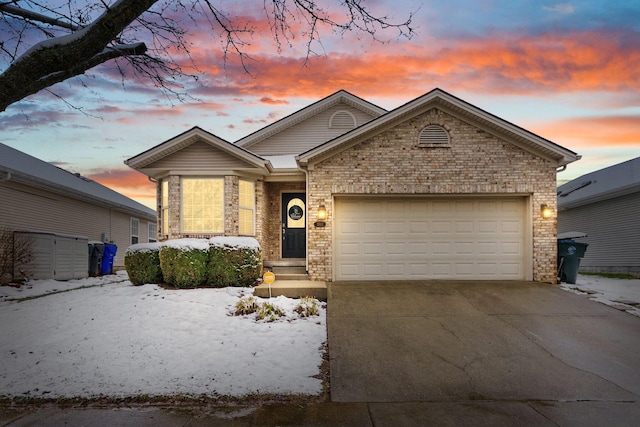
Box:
[0,3,80,30]
[0,0,416,113]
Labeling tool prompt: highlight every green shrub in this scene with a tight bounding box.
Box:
[294,296,320,317]
[124,244,164,286]
[159,243,209,288]
[255,302,285,322]
[207,239,262,287]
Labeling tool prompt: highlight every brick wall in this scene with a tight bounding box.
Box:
[307,108,558,283]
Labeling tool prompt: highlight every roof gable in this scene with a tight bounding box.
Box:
[558,157,640,209]
[0,143,155,218]
[296,88,581,168]
[235,90,387,152]
[125,126,272,177]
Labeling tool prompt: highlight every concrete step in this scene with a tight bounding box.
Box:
[271,266,306,275]
[254,280,327,301]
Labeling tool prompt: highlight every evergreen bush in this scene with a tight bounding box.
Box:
[208,237,262,287]
[124,243,164,286]
[159,240,209,288]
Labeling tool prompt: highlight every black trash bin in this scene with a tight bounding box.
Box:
[88,241,105,277]
[558,240,589,284]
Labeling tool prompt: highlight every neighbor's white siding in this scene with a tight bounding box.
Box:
[558,192,640,275]
[0,181,153,267]
[147,140,250,170]
[247,103,378,156]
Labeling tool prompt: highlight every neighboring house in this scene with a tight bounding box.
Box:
[126,89,580,284]
[557,157,640,277]
[0,143,157,272]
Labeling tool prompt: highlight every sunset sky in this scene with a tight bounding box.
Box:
[1,0,639,210]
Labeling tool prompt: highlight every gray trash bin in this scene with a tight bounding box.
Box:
[88,241,105,277]
[558,240,589,284]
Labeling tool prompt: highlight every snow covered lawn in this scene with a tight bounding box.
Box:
[0,271,326,399]
[560,274,640,317]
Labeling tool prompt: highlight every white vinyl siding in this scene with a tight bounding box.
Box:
[334,197,526,280]
[181,177,224,233]
[148,141,249,170]
[0,181,153,267]
[239,180,255,235]
[248,103,377,156]
[558,192,640,273]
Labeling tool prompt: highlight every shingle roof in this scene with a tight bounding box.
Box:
[0,143,155,218]
[557,157,640,210]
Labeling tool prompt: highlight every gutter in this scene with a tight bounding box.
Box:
[0,171,11,182]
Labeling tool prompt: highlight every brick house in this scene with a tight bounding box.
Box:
[125,89,580,283]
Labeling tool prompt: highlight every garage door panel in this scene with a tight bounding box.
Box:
[335,197,526,280]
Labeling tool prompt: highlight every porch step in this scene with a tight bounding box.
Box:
[254,280,327,301]
[263,260,307,280]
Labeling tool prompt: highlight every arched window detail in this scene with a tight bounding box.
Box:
[418,125,451,147]
[329,110,356,129]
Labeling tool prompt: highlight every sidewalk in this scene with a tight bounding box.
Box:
[3,400,640,426]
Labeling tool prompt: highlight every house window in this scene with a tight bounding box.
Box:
[161,179,169,235]
[148,223,157,243]
[418,125,451,147]
[239,180,255,235]
[181,177,224,233]
[131,218,139,244]
[329,110,356,129]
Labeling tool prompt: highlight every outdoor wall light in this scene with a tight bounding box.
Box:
[541,204,553,219]
[314,204,327,227]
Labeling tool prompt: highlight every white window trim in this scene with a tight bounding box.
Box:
[161,179,169,235]
[130,217,140,245]
[148,222,157,242]
[180,177,225,234]
[239,179,256,236]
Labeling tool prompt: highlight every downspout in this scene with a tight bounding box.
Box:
[0,171,11,182]
[556,165,567,173]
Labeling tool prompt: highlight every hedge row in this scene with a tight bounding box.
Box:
[125,238,262,288]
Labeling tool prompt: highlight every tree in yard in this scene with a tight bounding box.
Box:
[0,0,415,113]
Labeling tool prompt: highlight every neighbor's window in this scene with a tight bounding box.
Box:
[130,218,139,245]
[239,180,255,235]
[148,223,157,243]
[161,179,169,235]
[181,177,224,233]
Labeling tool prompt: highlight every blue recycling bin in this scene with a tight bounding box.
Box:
[101,244,117,275]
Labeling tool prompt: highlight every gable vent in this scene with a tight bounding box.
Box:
[418,125,450,147]
[329,110,356,129]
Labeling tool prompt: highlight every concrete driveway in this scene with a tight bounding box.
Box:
[327,280,640,423]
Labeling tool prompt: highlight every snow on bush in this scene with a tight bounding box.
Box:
[124,237,262,288]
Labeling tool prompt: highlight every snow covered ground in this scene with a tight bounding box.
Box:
[1,271,637,400]
[560,274,640,317]
[0,271,326,399]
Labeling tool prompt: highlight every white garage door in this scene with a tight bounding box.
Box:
[334,197,526,280]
